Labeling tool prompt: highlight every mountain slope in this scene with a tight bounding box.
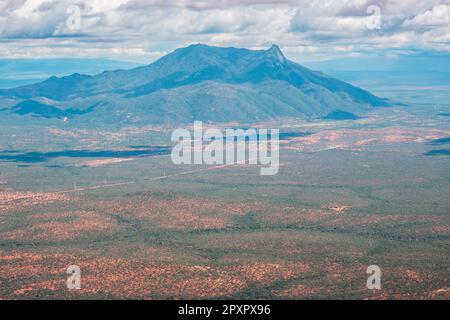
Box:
[0,44,389,125]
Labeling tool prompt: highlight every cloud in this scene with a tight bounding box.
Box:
[403,4,450,27]
[0,0,449,61]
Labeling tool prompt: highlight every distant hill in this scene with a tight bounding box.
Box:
[427,137,450,145]
[322,110,362,121]
[0,44,389,125]
[304,53,450,73]
[0,58,141,89]
[303,54,450,95]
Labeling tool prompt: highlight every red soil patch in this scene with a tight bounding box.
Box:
[0,191,69,215]
[0,251,309,299]
[284,126,450,152]
[0,210,119,241]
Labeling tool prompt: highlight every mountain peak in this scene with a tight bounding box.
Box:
[266,44,286,63]
[269,44,281,52]
[187,43,209,49]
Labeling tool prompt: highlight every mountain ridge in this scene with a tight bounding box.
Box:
[0,44,389,125]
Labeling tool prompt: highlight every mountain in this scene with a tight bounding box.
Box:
[321,110,362,121]
[0,58,141,89]
[303,54,450,93]
[0,44,389,125]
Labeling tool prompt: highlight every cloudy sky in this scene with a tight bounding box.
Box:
[0,0,449,62]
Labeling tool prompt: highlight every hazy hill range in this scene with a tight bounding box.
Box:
[0,58,140,89]
[0,44,389,125]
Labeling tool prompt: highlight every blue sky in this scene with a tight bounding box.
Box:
[0,0,449,63]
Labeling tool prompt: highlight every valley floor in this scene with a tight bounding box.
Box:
[0,103,449,299]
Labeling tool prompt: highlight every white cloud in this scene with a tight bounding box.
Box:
[0,0,449,61]
[403,4,450,27]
